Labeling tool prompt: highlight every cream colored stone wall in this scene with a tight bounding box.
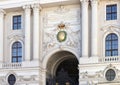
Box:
[0,1,81,84]
[4,11,24,63]
[98,0,120,57]
[80,0,120,85]
[0,0,120,85]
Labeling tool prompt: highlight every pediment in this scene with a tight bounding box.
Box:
[101,25,120,33]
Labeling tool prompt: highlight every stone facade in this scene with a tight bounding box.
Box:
[0,0,120,85]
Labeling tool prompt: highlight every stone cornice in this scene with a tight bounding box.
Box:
[0,0,79,9]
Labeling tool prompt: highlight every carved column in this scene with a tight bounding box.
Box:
[23,5,31,61]
[78,64,81,85]
[0,9,5,62]
[80,0,89,57]
[32,4,40,60]
[42,68,46,85]
[91,0,98,57]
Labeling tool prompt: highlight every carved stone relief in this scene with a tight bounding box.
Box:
[0,77,6,84]
[42,6,81,58]
[0,71,39,84]
[14,75,39,84]
[43,6,80,28]
[100,25,120,33]
[7,34,25,47]
[43,21,81,57]
[80,64,120,85]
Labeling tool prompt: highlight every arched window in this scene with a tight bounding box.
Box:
[8,74,16,85]
[12,41,22,62]
[105,33,118,56]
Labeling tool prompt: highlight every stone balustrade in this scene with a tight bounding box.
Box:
[99,56,120,63]
[2,63,22,69]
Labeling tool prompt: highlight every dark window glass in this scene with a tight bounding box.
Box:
[105,69,116,81]
[106,4,117,20]
[105,33,118,56]
[8,74,16,85]
[12,42,22,62]
[13,15,21,30]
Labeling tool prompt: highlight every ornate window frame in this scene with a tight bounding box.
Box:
[6,72,17,85]
[11,41,22,62]
[104,64,118,82]
[10,40,24,63]
[102,25,120,57]
[105,33,118,56]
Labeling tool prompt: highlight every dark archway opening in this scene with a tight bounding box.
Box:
[46,51,79,85]
[55,58,79,85]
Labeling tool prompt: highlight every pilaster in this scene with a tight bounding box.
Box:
[23,5,31,61]
[32,4,41,61]
[41,68,47,85]
[0,9,5,62]
[80,0,89,57]
[91,0,98,57]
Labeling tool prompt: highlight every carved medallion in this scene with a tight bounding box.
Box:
[57,31,67,42]
[57,22,67,42]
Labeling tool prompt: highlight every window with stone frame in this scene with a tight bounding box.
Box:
[106,4,117,20]
[13,15,21,30]
[8,74,16,85]
[12,41,22,62]
[105,33,118,56]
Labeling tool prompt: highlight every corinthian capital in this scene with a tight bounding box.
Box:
[0,9,6,15]
[23,5,31,10]
[80,0,89,2]
[90,0,98,4]
[31,4,42,11]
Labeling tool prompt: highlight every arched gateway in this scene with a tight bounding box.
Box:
[46,51,79,85]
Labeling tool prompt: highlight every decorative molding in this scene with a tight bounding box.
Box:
[54,6,70,14]
[80,71,88,79]
[5,71,18,84]
[8,34,24,40]
[18,75,38,82]
[100,25,120,33]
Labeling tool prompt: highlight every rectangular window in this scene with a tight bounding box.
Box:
[13,15,21,30]
[106,4,117,20]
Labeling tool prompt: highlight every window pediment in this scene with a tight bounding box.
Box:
[101,25,120,33]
